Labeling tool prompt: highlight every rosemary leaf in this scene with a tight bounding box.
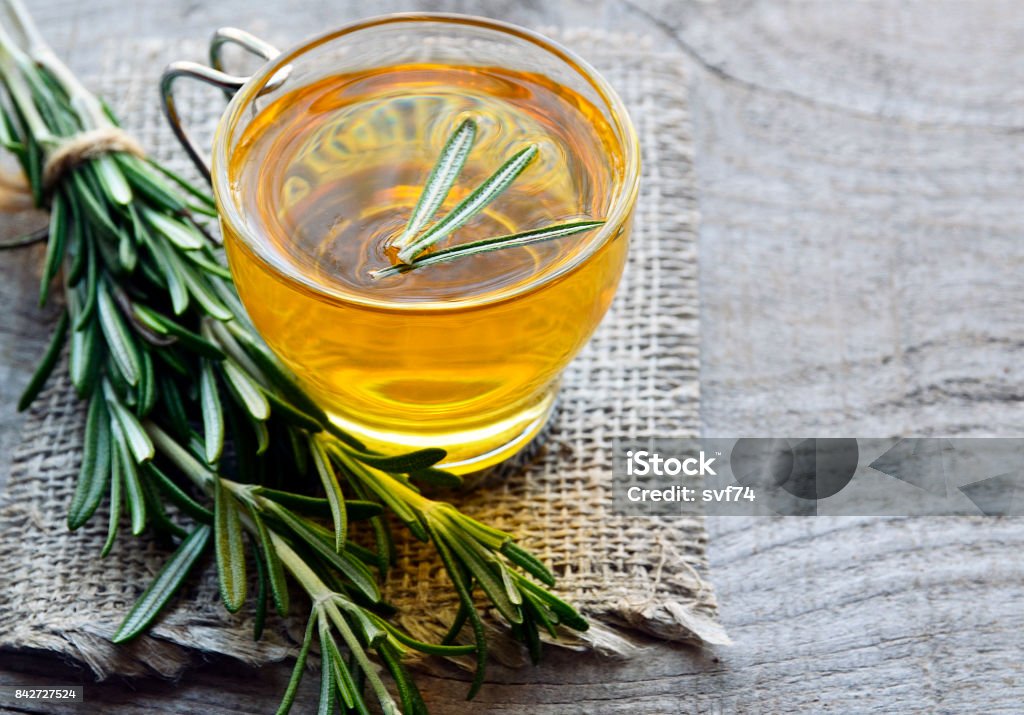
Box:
[94,154,132,206]
[254,488,380,521]
[286,425,309,476]
[144,462,213,522]
[276,611,316,715]
[500,540,556,587]
[345,499,384,521]
[440,600,470,645]
[178,258,232,320]
[226,327,329,424]
[332,596,386,647]
[378,220,606,278]
[522,590,559,638]
[140,224,189,314]
[221,359,270,420]
[39,191,66,304]
[391,117,477,251]
[137,348,157,416]
[320,625,357,711]
[254,487,332,518]
[142,207,203,250]
[67,393,111,529]
[442,507,511,550]
[199,359,224,464]
[252,540,268,640]
[515,576,589,632]
[103,380,154,462]
[114,155,186,214]
[214,478,247,612]
[143,157,216,208]
[310,437,347,551]
[379,639,428,715]
[251,417,270,456]
[157,373,190,440]
[70,170,118,239]
[140,475,187,540]
[100,438,123,558]
[68,316,99,395]
[371,616,475,656]
[342,447,446,474]
[63,215,84,281]
[316,629,337,715]
[112,525,211,642]
[97,284,141,385]
[333,453,425,540]
[117,224,137,272]
[72,240,96,330]
[246,503,289,616]
[342,539,383,569]
[350,480,393,577]
[498,560,523,606]
[207,319,267,380]
[397,143,538,263]
[264,390,323,432]
[133,305,224,358]
[517,602,542,665]
[185,248,232,279]
[112,418,147,535]
[17,309,67,411]
[407,467,463,488]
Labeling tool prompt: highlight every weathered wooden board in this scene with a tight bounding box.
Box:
[2,1,1023,713]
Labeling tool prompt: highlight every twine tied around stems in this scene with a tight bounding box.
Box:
[41,126,144,191]
[0,126,144,247]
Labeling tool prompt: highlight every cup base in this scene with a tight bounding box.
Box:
[325,387,558,476]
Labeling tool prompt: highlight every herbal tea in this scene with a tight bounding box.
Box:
[223,63,630,470]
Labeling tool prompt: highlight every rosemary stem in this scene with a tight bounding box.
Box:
[0,27,55,144]
[267,529,334,601]
[5,0,112,131]
[144,420,216,490]
[3,0,45,54]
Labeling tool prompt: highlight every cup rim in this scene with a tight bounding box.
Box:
[212,12,641,313]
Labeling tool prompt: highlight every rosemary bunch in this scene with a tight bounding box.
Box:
[1,1,588,712]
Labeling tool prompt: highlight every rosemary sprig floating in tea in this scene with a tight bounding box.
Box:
[0,2,588,713]
[373,117,606,277]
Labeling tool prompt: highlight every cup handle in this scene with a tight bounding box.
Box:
[160,28,281,183]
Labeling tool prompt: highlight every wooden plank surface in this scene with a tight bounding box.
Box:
[2,1,1023,713]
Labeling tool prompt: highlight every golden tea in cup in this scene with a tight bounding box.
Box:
[206,16,639,473]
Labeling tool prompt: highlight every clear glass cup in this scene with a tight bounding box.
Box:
[174,14,639,474]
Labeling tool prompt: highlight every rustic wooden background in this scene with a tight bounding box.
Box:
[2,1,1023,712]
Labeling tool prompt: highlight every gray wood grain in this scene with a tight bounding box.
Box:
[2,1,1023,713]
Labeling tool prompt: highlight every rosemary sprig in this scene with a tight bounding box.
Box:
[375,117,606,276]
[2,2,589,712]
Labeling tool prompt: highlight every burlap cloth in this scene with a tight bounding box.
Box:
[0,31,726,680]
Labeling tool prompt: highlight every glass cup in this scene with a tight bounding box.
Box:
[162,14,640,474]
